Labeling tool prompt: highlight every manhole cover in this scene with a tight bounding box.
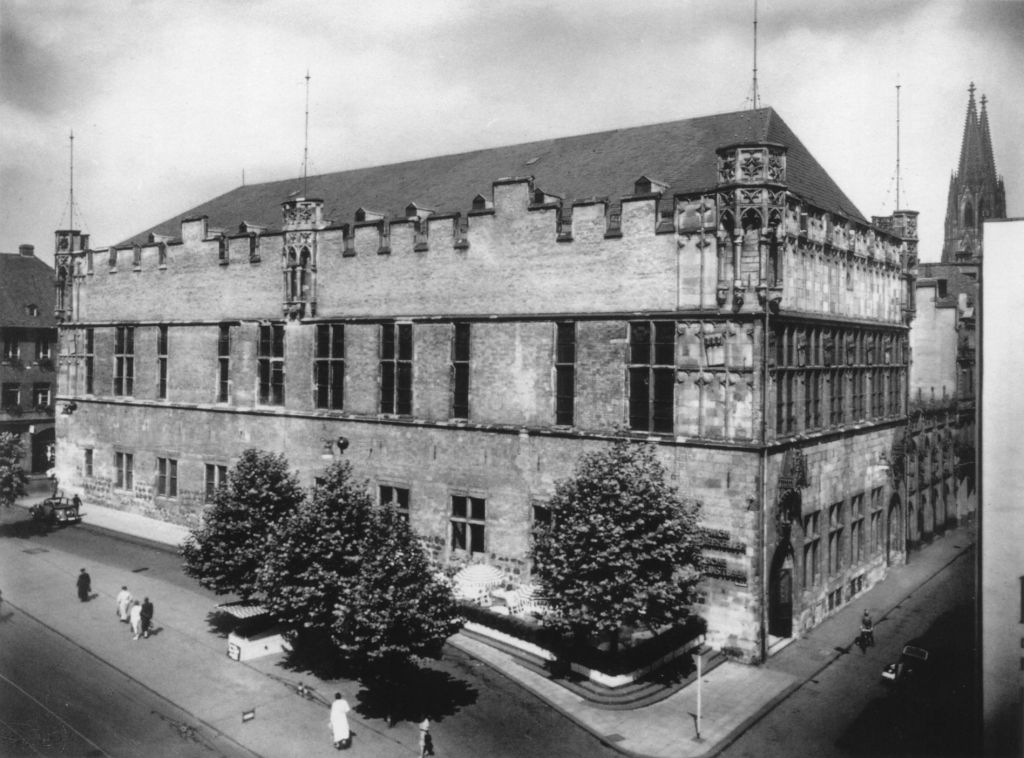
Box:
[22,547,48,554]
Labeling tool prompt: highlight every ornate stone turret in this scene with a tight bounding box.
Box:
[281,197,325,319]
[941,83,1006,264]
[714,142,787,312]
[54,229,88,323]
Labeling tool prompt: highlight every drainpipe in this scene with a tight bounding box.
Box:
[759,283,770,662]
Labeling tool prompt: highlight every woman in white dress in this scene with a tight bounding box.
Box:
[116,586,132,622]
[128,600,142,640]
[330,692,351,749]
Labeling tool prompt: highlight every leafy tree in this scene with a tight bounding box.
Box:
[181,449,304,600]
[256,460,373,641]
[336,503,462,671]
[0,432,29,508]
[530,440,702,647]
[337,502,463,725]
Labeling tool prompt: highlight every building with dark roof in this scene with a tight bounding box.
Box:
[53,105,915,663]
[0,244,57,474]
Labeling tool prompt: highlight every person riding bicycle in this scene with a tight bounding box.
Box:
[860,610,875,648]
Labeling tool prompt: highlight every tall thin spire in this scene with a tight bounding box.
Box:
[69,129,75,230]
[302,69,311,196]
[895,80,901,210]
[751,0,760,109]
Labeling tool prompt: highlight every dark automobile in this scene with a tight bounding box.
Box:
[882,644,929,684]
[29,496,82,526]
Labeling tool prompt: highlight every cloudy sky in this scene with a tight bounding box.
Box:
[2,0,1021,268]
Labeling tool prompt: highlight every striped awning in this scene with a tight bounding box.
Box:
[216,601,269,619]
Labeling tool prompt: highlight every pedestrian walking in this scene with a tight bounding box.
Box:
[116,586,132,622]
[129,600,142,640]
[140,597,154,638]
[76,568,91,602]
[329,692,351,750]
[419,718,434,757]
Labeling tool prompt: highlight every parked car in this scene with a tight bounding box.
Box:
[882,644,930,684]
[29,496,82,526]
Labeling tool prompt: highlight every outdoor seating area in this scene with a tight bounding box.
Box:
[451,565,551,619]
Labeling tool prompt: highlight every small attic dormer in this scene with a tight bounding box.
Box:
[355,207,385,223]
[633,175,669,195]
[405,202,435,221]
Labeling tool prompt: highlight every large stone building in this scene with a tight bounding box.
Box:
[0,244,57,474]
[52,106,915,661]
[904,83,1000,545]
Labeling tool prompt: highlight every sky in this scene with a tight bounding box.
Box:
[1,0,1022,269]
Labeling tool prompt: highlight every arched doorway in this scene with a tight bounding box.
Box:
[887,494,901,563]
[768,542,795,638]
[31,426,55,474]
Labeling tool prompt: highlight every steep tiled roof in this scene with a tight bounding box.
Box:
[120,107,866,246]
[0,252,55,328]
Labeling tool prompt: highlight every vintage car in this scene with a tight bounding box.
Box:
[882,644,930,683]
[29,496,83,526]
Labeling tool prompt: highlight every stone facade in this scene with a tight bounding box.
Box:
[52,108,914,662]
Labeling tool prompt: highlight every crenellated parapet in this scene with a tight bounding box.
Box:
[63,166,910,325]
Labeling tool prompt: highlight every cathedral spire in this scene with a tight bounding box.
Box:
[942,83,1006,264]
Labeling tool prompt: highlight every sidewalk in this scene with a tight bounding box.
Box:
[2,497,975,758]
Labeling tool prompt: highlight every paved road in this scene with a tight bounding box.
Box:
[0,604,250,757]
[0,508,620,758]
[720,546,976,758]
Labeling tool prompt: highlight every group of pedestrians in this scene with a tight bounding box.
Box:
[115,584,154,639]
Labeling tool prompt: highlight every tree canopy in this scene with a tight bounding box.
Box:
[530,440,702,641]
[337,502,462,671]
[181,449,304,599]
[0,432,29,508]
[257,460,374,639]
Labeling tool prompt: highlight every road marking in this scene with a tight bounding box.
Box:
[0,672,113,757]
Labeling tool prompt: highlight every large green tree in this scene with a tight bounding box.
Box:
[256,460,373,639]
[181,449,304,599]
[0,432,29,508]
[337,503,462,670]
[530,440,702,644]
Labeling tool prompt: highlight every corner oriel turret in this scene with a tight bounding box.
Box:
[714,142,787,313]
[941,83,1006,264]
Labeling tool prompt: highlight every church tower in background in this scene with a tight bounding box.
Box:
[941,82,1006,264]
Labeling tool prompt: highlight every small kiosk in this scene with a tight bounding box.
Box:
[217,602,292,662]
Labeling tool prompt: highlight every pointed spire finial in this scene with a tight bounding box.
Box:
[968,81,976,104]
[302,69,311,196]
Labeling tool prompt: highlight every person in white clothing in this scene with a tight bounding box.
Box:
[128,600,142,640]
[330,692,351,749]
[116,586,132,622]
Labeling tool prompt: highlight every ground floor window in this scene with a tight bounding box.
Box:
[379,485,410,521]
[451,495,486,554]
[84,448,93,478]
[205,463,227,503]
[115,451,134,490]
[156,457,178,497]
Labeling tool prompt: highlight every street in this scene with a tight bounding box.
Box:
[720,542,976,758]
[0,506,619,757]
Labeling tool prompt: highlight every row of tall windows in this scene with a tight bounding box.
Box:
[778,367,904,435]
[79,321,908,437]
[802,488,886,590]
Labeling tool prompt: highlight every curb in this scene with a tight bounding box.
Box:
[697,537,976,758]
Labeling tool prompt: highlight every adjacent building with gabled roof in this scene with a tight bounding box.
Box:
[1,244,57,474]
[53,105,916,663]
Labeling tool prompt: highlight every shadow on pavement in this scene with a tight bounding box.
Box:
[354,663,479,726]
